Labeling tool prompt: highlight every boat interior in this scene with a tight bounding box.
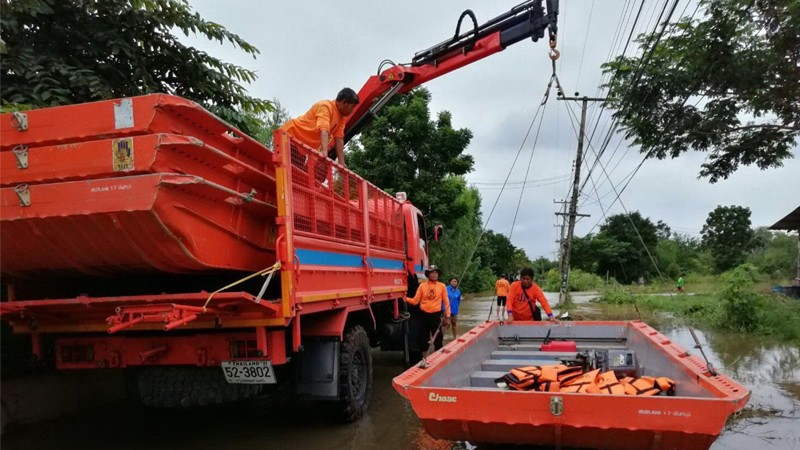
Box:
[422,323,716,398]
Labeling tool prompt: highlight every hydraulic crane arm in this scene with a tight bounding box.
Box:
[344,0,559,144]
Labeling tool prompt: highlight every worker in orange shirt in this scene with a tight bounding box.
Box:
[506,268,556,323]
[494,274,510,321]
[406,266,451,351]
[279,88,360,166]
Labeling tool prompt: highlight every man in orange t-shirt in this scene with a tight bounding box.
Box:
[279,88,359,166]
[494,274,510,321]
[506,268,555,323]
[406,266,451,351]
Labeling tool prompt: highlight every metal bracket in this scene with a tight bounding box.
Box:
[549,396,564,416]
[254,270,276,304]
[12,145,29,169]
[15,184,31,207]
[10,112,28,131]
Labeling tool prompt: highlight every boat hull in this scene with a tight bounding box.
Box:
[393,321,750,450]
[1,173,276,277]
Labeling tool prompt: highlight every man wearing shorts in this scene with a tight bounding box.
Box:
[495,274,510,321]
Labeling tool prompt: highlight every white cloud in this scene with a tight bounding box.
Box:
[182,0,799,259]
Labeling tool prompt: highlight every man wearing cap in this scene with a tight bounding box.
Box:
[406,266,451,351]
[279,87,360,167]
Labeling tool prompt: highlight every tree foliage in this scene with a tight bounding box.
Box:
[1,0,271,133]
[603,0,799,182]
[347,87,543,291]
[347,88,474,230]
[747,227,798,279]
[572,212,659,283]
[701,205,755,272]
[428,184,495,292]
[475,231,519,277]
[250,98,290,149]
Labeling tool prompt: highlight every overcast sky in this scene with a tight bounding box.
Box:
[183,0,799,260]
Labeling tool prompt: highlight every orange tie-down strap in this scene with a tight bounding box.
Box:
[496,365,676,395]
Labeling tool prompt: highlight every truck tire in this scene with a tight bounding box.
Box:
[334,325,373,422]
[137,366,262,408]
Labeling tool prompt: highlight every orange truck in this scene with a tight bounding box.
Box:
[0,0,558,420]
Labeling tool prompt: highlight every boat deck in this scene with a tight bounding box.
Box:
[470,343,627,388]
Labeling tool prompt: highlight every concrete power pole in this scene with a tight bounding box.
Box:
[556,95,605,305]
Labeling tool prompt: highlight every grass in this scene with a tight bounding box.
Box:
[596,284,800,344]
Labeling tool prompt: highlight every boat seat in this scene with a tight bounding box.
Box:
[481,358,565,372]
[470,370,509,388]
[490,350,578,360]
[497,343,628,351]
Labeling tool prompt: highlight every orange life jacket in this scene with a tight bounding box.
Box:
[596,370,626,395]
[498,364,572,391]
[556,365,584,385]
[498,365,678,397]
[500,366,541,390]
[622,376,677,396]
[560,368,601,394]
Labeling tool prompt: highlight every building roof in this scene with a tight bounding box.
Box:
[770,206,800,231]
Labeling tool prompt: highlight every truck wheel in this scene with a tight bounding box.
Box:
[334,325,373,422]
[137,366,263,408]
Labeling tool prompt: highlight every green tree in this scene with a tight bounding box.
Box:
[429,185,493,292]
[656,233,703,277]
[747,227,798,279]
[251,98,290,148]
[1,0,271,133]
[602,0,799,182]
[347,88,474,230]
[655,220,672,240]
[701,205,755,272]
[573,212,659,283]
[478,231,518,277]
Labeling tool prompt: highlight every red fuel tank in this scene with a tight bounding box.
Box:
[540,340,578,352]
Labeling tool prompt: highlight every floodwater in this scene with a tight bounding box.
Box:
[2,294,798,450]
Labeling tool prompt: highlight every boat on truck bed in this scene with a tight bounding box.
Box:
[393,321,749,450]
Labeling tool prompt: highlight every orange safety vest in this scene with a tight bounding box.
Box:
[596,370,627,395]
[497,364,573,391]
[621,376,677,396]
[560,368,601,394]
[498,366,678,397]
[556,365,584,385]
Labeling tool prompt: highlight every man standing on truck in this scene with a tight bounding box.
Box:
[506,268,555,323]
[406,266,451,351]
[495,274,510,321]
[279,88,360,166]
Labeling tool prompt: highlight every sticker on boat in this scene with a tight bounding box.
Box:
[112,138,134,171]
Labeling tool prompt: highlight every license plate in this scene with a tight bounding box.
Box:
[221,360,276,384]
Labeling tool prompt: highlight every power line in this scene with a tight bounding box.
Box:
[509,101,549,241]
[574,0,596,90]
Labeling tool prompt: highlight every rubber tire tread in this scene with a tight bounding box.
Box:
[137,366,262,408]
[335,325,373,422]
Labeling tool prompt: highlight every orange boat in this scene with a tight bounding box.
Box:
[1,96,279,279]
[1,173,276,278]
[393,321,749,450]
[1,94,274,174]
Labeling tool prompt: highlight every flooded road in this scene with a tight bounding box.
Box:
[2,294,798,450]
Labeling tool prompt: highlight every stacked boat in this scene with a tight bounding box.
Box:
[1,95,278,279]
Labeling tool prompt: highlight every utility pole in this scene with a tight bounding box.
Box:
[555,95,606,305]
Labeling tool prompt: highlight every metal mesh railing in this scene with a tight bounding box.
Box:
[367,185,404,252]
[289,140,365,245]
[287,139,404,252]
